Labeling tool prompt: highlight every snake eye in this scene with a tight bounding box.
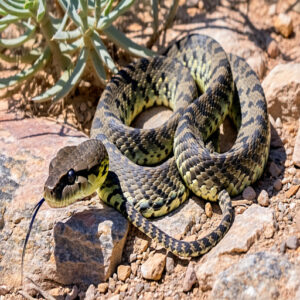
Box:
[67,169,76,184]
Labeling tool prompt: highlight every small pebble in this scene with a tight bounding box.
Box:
[65,285,78,300]
[141,253,166,281]
[264,224,274,239]
[286,236,299,249]
[288,167,296,175]
[267,40,280,58]
[108,278,116,291]
[182,263,197,292]
[274,13,293,38]
[84,284,95,300]
[257,190,270,207]
[295,210,300,232]
[135,283,144,293]
[139,239,149,253]
[129,253,137,263]
[269,162,281,177]
[278,202,285,212]
[120,284,128,293]
[242,186,256,201]
[0,285,9,296]
[236,206,247,214]
[273,179,282,191]
[279,241,286,253]
[165,254,175,274]
[275,117,282,128]
[117,265,131,281]
[98,283,108,293]
[205,202,213,218]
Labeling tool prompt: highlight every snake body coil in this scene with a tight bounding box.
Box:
[44,34,270,257]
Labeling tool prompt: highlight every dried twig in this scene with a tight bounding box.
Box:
[25,277,56,300]
[18,290,36,300]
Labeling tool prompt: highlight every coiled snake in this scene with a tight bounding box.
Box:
[25,34,270,259]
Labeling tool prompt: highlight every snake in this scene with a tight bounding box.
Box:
[24,34,270,260]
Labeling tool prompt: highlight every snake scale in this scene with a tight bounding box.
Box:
[35,34,271,258]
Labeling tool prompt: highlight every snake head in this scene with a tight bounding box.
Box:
[44,139,109,208]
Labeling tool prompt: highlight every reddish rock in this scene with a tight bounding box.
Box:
[274,13,293,38]
[141,253,166,281]
[267,40,280,58]
[262,63,300,121]
[292,120,300,167]
[117,265,131,281]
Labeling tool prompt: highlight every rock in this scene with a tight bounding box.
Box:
[242,186,256,201]
[65,286,79,300]
[141,253,166,281]
[264,223,274,239]
[196,205,275,290]
[151,196,204,237]
[52,204,129,286]
[262,63,300,121]
[129,253,137,263]
[268,4,276,16]
[117,265,131,281]
[275,117,283,129]
[182,263,197,292]
[139,239,149,253]
[135,283,144,293]
[108,277,116,292]
[109,295,120,300]
[293,120,300,167]
[84,284,95,300]
[267,40,280,58]
[286,236,299,249]
[212,252,300,299]
[0,108,129,288]
[296,210,300,232]
[288,167,297,175]
[269,161,282,177]
[0,285,10,296]
[247,54,266,79]
[120,283,128,292]
[273,179,282,191]
[165,254,175,274]
[205,202,213,218]
[274,13,293,38]
[285,185,300,198]
[257,190,270,207]
[98,283,108,293]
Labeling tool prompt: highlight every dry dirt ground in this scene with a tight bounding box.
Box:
[0,0,300,299]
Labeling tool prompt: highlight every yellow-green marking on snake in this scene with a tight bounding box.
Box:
[24,34,270,260]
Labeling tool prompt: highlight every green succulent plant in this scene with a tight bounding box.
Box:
[0,0,179,103]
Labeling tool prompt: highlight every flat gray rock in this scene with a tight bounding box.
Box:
[212,252,300,300]
[196,205,275,290]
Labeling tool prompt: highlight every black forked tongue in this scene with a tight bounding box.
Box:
[21,198,45,284]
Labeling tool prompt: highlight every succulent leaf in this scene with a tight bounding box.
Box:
[0,22,36,48]
[52,46,88,102]
[0,49,41,64]
[89,47,107,81]
[0,0,31,17]
[36,0,45,22]
[91,30,117,73]
[0,14,20,25]
[103,25,156,57]
[97,0,135,30]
